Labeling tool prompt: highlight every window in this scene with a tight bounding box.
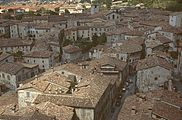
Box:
[112,14,115,19]
[26,92,30,98]
[34,60,35,63]
[154,77,158,80]
[62,71,64,74]
[7,75,10,80]
[42,65,44,68]
[42,60,44,63]
[2,73,5,78]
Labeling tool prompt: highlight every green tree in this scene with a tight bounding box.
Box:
[47,10,58,15]
[63,39,73,47]
[27,11,35,15]
[55,7,60,12]
[8,9,14,13]
[65,9,70,14]
[99,33,107,44]
[37,7,47,14]
[105,0,112,9]
[92,33,99,47]
[58,30,65,61]
[15,14,24,20]
[2,13,13,19]
[140,43,146,59]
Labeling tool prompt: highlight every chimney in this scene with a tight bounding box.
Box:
[11,105,17,113]
[131,106,137,115]
[148,107,152,115]
[35,75,38,80]
[168,79,173,91]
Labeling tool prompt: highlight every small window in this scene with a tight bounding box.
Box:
[42,60,44,63]
[26,92,30,98]
[7,75,10,80]
[34,60,35,63]
[2,73,5,78]
[154,77,158,80]
[62,71,64,74]
[42,65,44,68]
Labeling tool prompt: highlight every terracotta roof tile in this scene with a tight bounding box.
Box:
[136,56,173,71]
[0,63,25,75]
[24,51,53,58]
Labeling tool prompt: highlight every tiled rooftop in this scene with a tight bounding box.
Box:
[136,56,173,71]
[24,51,53,58]
[0,62,25,75]
[0,52,11,62]
[0,39,32,47]
[118,90,163,120]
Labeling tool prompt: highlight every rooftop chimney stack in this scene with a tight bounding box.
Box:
[131,106,137,115]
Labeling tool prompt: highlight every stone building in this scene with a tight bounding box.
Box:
[136,56,173,92]
[23,51,55,71]
[0,62,38,90]
[0,52,14,64]
[18,62,118,120]
[0,38,33,53]
[62,45,82,63]
[169,12,182,28]
[118,90,182,120]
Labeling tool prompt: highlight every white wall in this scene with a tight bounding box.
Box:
[75,108,94,120]
[169,14,182,27]
[0,46,31,53]
[10,24,19,38]
[18,89,41,108]
[0,72,17,90]
[137,66,171,92]
[24,57,53,70]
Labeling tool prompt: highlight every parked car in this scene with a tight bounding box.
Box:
[128,79,133,83]
[122,87,126,92]
[115,101,121,107]
[118,94,122,99]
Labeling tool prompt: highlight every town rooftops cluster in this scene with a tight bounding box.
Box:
[0,39,33,47]
[18,67,115,108]
[118,90,182,120]
[0,92,74,120]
